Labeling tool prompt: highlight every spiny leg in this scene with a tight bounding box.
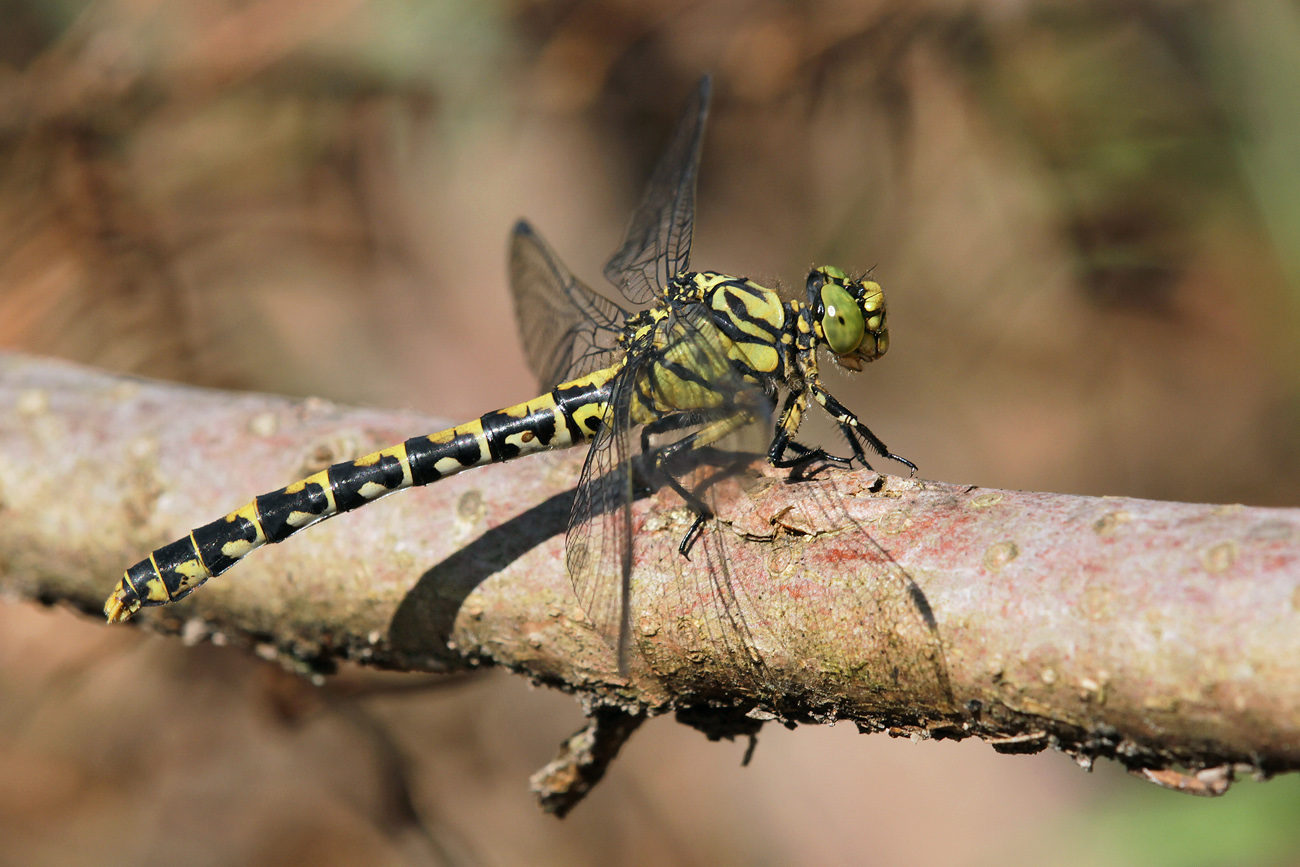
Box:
[767,389,857,472]
[642,408,757,556]
[808,381,917,475]
[639,411,710,507]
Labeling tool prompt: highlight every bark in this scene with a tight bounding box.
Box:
[2,350,1298,812]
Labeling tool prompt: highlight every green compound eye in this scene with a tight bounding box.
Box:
[820,280,865,355]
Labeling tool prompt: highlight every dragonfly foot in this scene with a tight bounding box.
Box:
[889,453,918,477]
[677,510,710,557]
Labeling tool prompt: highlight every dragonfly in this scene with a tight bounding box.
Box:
[104,77,943,698]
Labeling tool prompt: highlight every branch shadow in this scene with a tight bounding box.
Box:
[386,488,575,669]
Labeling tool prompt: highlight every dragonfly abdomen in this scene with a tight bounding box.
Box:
[104,365,620,623]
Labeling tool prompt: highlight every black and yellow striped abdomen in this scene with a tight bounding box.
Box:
[104,365,620,622]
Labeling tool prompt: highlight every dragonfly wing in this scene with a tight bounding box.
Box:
[747,471,954,709]
[644,460,952,705]
[603,77,711,306]
[566,357,640,672]
[509,219,628,390]
[636,307,952,704]
[632,302,782,687]
[567,298,775,675]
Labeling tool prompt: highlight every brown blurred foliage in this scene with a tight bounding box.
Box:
[4,0,1300,864]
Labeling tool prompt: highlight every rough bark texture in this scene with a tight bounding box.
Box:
[2,350,1298,807]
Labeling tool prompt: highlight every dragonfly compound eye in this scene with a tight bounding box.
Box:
[859,279,888,355]
[819,277,866,356]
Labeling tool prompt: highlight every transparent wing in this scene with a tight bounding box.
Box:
[602,76,711,306]
[566,354,640,672]
[649,467,954,705]
[637,302,779,687]
[583,303,951,702]
[509,219,629,390]
[567,297,775,674]
[563,291,950,702]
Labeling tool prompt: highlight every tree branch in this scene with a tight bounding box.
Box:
[3,350,1298,810]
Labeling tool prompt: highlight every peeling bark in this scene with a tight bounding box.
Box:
[2,350,1298,809]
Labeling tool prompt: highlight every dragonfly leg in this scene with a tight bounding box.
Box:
[770,435,855,482]
[808,381,917,476]
[642,408,757,557]
[767,389,856,470]
[639,411,698,455]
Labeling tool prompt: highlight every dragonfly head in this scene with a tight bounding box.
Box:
[806,265,889,372]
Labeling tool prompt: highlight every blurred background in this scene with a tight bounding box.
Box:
[3,0,1300,864]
